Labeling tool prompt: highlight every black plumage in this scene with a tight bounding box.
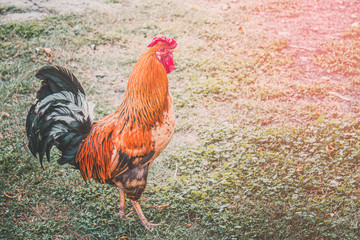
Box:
[26,66,92,168]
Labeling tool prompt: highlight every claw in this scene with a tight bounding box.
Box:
[116,210,132,219]
[131,199,159,230]
[116,210,127,219]
[143,222,160,231]
[116,186,159,230]
[116,187,128,218]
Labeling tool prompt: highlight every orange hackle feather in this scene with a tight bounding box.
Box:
[76,44,169,183]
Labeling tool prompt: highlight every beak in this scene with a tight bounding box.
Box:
[172,48,180,53]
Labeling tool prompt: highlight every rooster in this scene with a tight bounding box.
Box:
[26,36,177,229]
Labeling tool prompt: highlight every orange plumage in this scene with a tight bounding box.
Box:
[26,36,177,229]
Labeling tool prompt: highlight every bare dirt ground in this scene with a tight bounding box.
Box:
[186,0,360,126]
[260,0,360,88]
[2,0,360,116]
[0,0,112,23]
[3,0,359,48]
[256,0,360,121]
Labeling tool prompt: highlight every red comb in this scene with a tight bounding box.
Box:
[148,35,177,49]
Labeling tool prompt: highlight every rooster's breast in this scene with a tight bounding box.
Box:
[150,96,175,163]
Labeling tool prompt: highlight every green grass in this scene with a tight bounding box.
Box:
[1,0,360,239]
[160,120,360,239]
[313,36,360,76]
[0,5,29,15]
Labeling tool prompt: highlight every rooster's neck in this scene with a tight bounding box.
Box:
[117,47,170,127]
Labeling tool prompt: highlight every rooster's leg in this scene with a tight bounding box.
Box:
[131,199,159,230]
[116,187,127,218]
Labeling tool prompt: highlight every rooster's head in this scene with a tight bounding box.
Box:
[148,36,177,74]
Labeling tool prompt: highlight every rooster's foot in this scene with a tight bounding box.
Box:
[116,210,131,219]
[141,221,160,231]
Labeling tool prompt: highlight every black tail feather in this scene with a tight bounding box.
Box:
[26,66,92,168]
[35,65,85,100]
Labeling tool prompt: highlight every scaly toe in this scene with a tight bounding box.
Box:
[143,222,160,231]
[116,210,128,219]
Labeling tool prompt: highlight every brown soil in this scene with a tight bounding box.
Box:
[0,0,112,24]
[263,0,360,121]
[3,0,359,90]
[2,0,360,122]
[261,0,360,83]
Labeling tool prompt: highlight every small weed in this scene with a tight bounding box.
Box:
[250,38,295,74]
[187,75,237,100]
[0,21,48,40]
[313,26,360,76]
[0,5,28,15]
[343,25,360,39]
[106,0,121,3]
